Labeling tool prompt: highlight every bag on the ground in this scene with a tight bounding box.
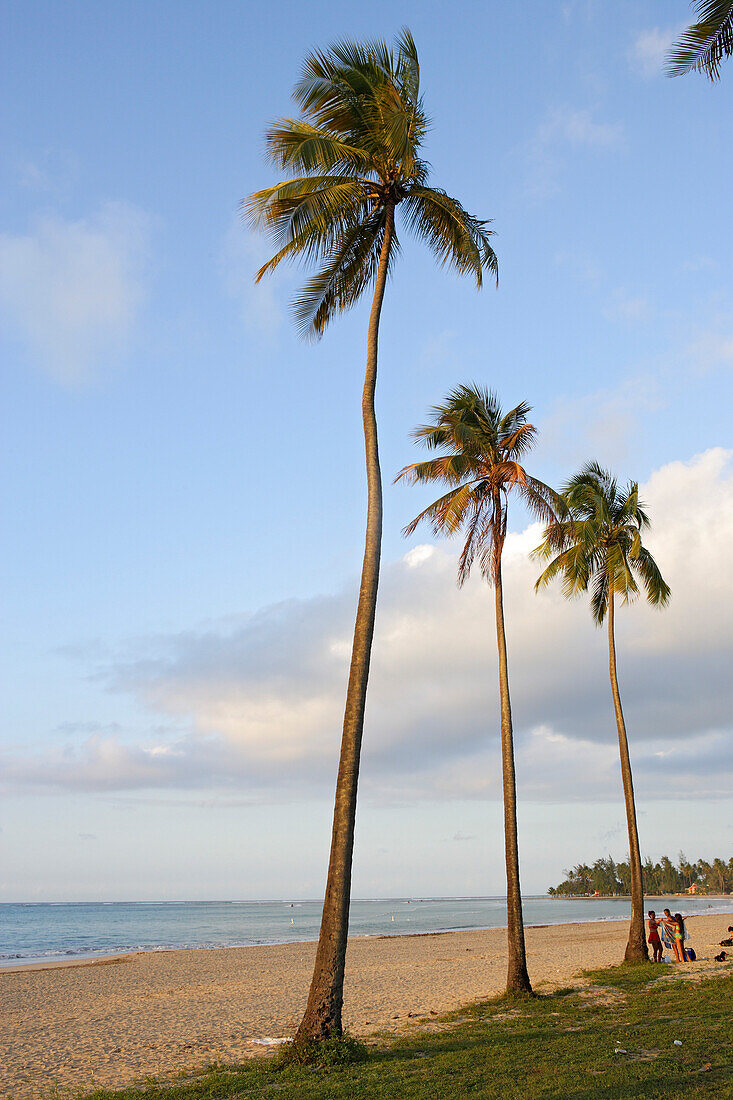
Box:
[686,947,696,961]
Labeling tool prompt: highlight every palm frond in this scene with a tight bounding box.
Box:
[394,452,477,487]
[402,187,498,288]
[666,0,733,79]
[534,544,588,595]
[245,177,368,245]
[265,121,374,175]
[500,421,536,458]
[632,546,672,607]
[516,475,561,525]
[590,568,610,625]
[401,483,476,539]
[400,385,553,588]
[247,195,372,282]
[394,27,421,101]
[248,30,497,337]
[458,497,495,585]
[534,461,670,624]
[292,208,392,338]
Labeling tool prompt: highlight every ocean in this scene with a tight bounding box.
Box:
[2,895,731,967]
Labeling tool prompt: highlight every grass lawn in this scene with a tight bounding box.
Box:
[79,964,733,1100]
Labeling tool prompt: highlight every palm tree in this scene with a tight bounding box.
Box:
[396,385,557,995]
[667,0,733,79]
[533,463,670,962]
[246,32,497,1045]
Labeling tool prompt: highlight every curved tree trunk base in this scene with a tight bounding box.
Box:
[294,1008,342,1048]
[623,939,650,964]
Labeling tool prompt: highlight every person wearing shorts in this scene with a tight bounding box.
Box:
[647,910,663,962]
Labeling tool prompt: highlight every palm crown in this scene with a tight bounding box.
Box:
[666,0,733,80]
[533,462,671,623]
[245,30,498,337]
[396,385,557,584]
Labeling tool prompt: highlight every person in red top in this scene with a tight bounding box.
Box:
[647,910,663,963]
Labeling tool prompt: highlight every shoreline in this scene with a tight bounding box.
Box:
[3,911,732,1100]
[4,898,732,975]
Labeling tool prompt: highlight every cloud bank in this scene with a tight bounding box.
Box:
[4,450,732,803]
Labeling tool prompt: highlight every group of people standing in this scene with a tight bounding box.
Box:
[647,909,693,963]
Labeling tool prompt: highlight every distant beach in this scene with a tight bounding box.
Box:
[3,911,732,1099]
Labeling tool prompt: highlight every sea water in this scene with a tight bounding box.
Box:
[1,895,731,967]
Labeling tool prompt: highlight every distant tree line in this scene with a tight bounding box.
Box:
[548,854,733,897]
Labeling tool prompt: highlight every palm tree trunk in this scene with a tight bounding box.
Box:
[494,559,532,995]
[607,590,649,963]
[295,204,395,1045]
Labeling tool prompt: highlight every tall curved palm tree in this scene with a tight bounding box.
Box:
[667,0,733,79]
[396,385,557,995]
[533,463,670,963]
[246,32,497,1044]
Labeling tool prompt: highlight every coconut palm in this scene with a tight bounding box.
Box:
[667,0,733,80]
[246,32,497,1044]
[533,463,670,962]
[396,385,557,995]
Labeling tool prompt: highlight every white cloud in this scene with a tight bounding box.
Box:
[628,25,684,79]
[0,202,150,382]
[524,106,623,198]
[4,450,733,804]
[603,289,651,323]
[686,331,733,372]
[537,107,623,150]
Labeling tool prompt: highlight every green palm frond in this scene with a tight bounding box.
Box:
[533,462,670,624]
[402,188,498,288]
[245,177,368,244]
[667,0,733,79]
[265,121,374,175]
[293,208,394,337]
[397,384,555,585]
[590,568,610,626]
[633,546,672,607]
[247,30,497,339]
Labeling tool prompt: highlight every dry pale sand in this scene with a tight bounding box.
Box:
[2,912,731,1099]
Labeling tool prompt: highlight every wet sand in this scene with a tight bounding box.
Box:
[2,912,731,1099]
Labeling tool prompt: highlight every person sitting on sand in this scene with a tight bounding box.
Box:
[719,926,733,947]
[647,911,663,963]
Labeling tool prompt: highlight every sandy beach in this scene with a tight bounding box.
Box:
[2,912,731,1099]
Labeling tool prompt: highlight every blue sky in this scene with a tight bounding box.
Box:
[1,0,732,901]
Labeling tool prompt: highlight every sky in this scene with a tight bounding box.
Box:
[1,0,732,902]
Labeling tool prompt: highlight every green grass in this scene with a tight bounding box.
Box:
[77,965,733,1100]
